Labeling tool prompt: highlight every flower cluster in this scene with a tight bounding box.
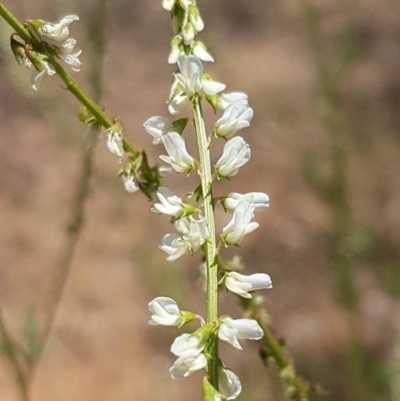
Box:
[146,1,273,399]
[11,15,81,90]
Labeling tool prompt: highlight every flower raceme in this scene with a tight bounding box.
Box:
[225,272,272,298]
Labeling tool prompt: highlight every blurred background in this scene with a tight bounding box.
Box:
[0,0,400,400]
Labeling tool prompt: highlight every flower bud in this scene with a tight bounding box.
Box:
[106,125,125,162]
[219,367,242,400]
[193,41,214,63]
[188,5,204,32]
[182,22,196,45]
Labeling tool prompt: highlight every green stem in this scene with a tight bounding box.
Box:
[192,96,219,389]
[0,2,138,158]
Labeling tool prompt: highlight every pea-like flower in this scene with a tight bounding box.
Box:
[225,272,272,298]
[28,15,79,42]
[106,128,125,162]
[143,116,173,144]
[201,74,226,96]
[160,233,192,262]
[148,297,182,326]
[121,171,139,193]
[215,137,251,179]
[219,367,242,400]
[58,38,82,72]
[29,54,56,91]
[176,55,203,97]
[171,333,204,358]
[170,353,207,379]
[160,216,209,261]
[221,200,258,246]
[152,187,196,218]
[218,318,263,349]
[160,132,196,173]
[222,192,269,213]
[215,92,248,111]
[188,5,204,32]
[193,41,214,62]
[213,100,253,139]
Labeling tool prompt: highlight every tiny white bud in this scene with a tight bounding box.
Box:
[193,41,214,63]
[106,128,124,162]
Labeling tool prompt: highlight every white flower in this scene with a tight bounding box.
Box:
[175,55,203,97]
[182,22,196,45]
[160,132,195,173]
[121,172,139,193]
[170,332,207,378]
[160,233,192,262]
[152,187,185,218]
[223,192,269,213]
[170,353,207,379]
[215,137,251,178]
[188,5,204,32]
[36,15,79,42]
[218,318,263,349]
[148,297,182,326]
[171,333,204,357]
[59,38,82,72]
[219,367,242,400]
[214,100,253,139]
[106,129,124,161]
[201,74,226,96]
[168,36,183,64]
[221,200,259,246]
[143,116,174,145]
[183,216,210,251]
[193,41,214,63]
[225,272,272,298]
[168,87,189,115]
[216,92,248,111]
[31,58,56,91]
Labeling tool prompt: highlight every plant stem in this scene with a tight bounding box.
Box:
[0,2,138,158]
[192,96,219,388]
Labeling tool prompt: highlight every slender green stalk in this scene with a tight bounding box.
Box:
[242,298,317,401]
[0,2,138,158]
[0,311,29,401]
[192,97,219,388]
